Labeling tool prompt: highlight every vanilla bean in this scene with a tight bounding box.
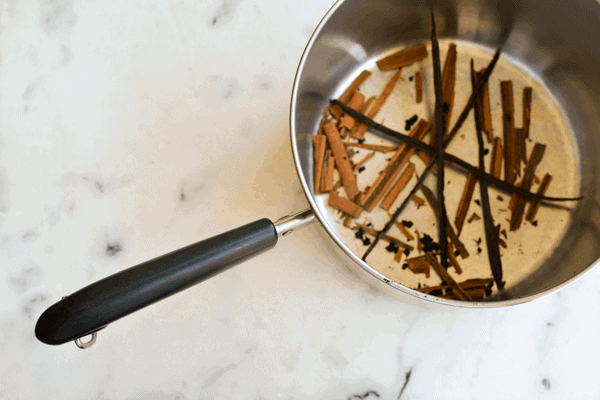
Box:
[471,60,504,290]
[431,12,449,269]
[331,100,581,204]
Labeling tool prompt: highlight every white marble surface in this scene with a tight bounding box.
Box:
[2,0,600,399]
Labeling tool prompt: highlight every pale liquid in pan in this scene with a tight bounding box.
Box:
[315,39,581,294]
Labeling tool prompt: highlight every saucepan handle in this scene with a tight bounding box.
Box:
[35,209,314,346]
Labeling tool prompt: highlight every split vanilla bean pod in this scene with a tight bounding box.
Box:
[430,12,450,268]
[471,60,504,290]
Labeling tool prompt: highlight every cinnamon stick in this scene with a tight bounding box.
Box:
[416,230,423,253]
[393,220,415,242]
[343,193,363,227]
[342,142,398,152]
[331,70,371,118]
[341,92,366,130]
[476,69,494,141]
[360,119,430,211]
[312,135,327,194]
[501,81,516,184]
[490,137,503,179]
[405,255,431,278]
[498,237,507,249]
[415,71,423,103]
[394,249,404,263]
[323,121,359,199]
[424,252,471,301]
[322,152,335,192]
[454,172,477,236]
[376,43,428,71]
[351,69,402,139]
[328,192,363,218]
[333,152,375,190]
[522,87,532,138]
[526,173,553,222]
[359,96,376,120]
[380,163,415,210]
[411,195,425,207]
[447,243,463,274]
[510,143,546,231]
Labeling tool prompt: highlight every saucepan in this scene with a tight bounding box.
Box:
[36,0,600,348]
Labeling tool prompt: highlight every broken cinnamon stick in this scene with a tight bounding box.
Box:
[341,92,366,130]
[393,221,415,242]
[501,81,516,184]
[476,69,493,141]
[447,243,463,274]
[411,195,425,207]
[323,121,359,199]
[331,70,371,118]
[312,135,327,194]
[376,43,428,71]
[333,152,374,190]
[380,163,415,210]
[360,119,430,211]
[490,137,503,179]
[328,191,362,218]
[351,69,402,139]
[415,71,423,103]
[322,152,335,192]
[416,229,423,253]
[424,252,471,301]
[510,143,547,230]
[394,249,404,263]
[344,193,363,227]
[342,142,398,152]
[522,87,532,139]
[526,173,552,222]
[455,172,477,236]
[405,255,431,278]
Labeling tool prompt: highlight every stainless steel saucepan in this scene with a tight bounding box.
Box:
[36,0,600,348]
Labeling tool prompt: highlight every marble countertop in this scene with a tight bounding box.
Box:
[2,0,600,398]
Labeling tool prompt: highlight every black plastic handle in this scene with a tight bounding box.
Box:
[35,218,278,345]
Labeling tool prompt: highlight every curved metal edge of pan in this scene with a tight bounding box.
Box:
[288,0,600,309]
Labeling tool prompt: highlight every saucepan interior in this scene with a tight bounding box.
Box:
[290,0,600,306]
